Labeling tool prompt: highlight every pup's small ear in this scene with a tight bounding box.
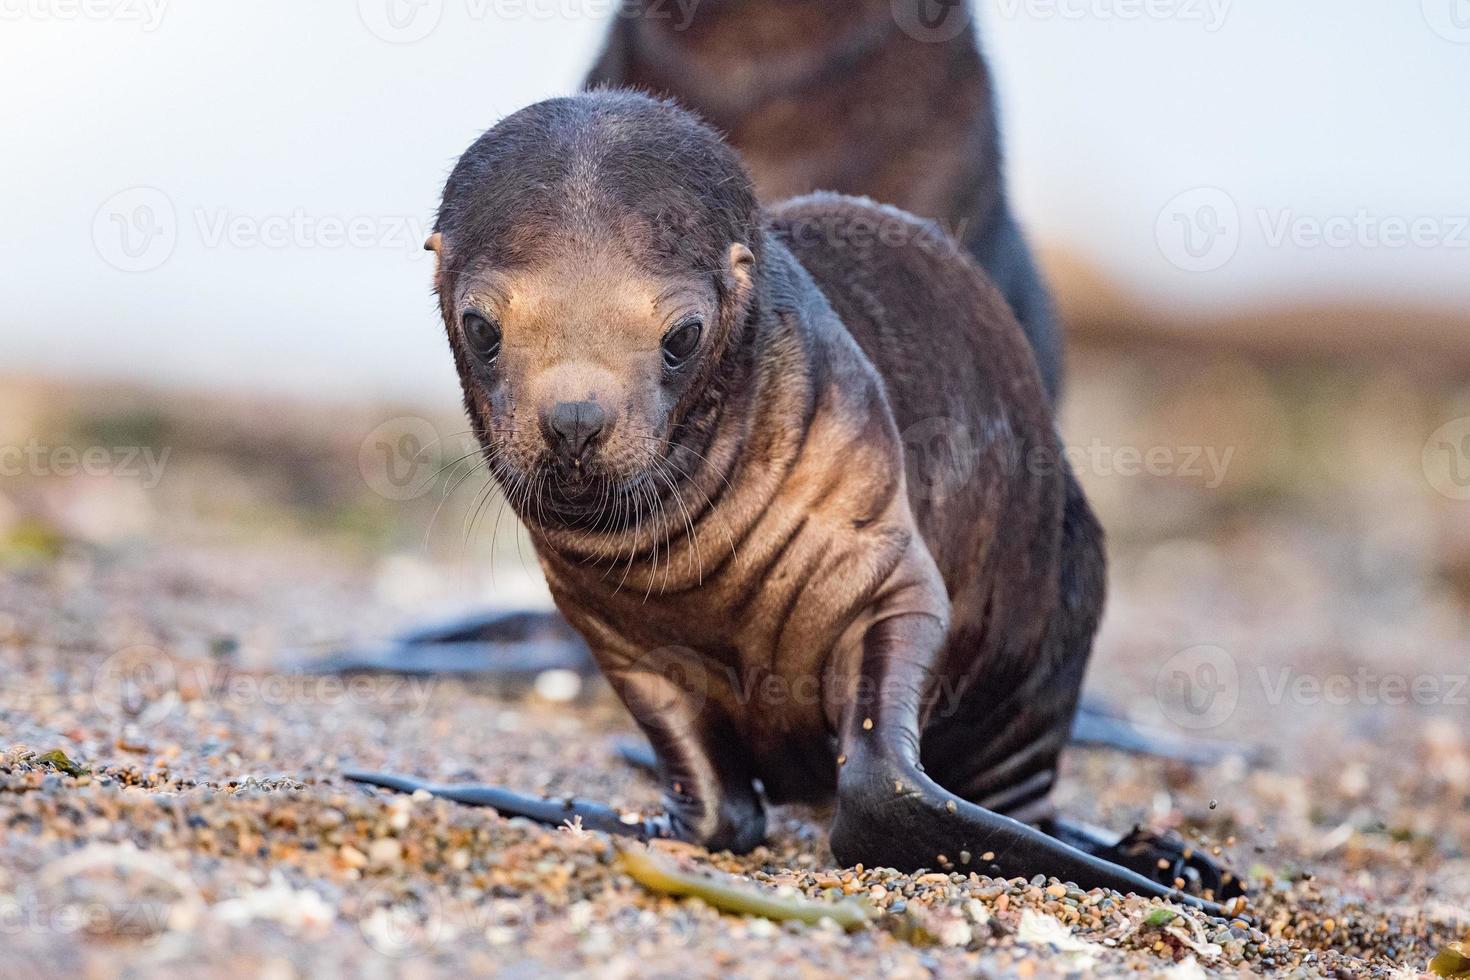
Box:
[727,242,754,288]
[425,233,445,292]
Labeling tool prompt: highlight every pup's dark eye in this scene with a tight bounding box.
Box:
[462,311,501,362]
[662,317,702,368]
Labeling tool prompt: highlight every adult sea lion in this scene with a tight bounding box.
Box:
[587,0,1062,398]
[345,91,1243,909]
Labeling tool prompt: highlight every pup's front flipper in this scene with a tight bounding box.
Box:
[292,609,595,678]
[344,770,670,839]
[830,758,1231,917]
[835,613,1233,918]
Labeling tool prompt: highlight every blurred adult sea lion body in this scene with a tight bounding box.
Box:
[588,0,1063,397]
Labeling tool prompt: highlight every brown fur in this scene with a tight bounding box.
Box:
[412,92,1229,906]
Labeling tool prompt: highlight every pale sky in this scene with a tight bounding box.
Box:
[2,0,1466,402]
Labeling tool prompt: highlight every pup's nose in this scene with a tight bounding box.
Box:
[544,400,608,461]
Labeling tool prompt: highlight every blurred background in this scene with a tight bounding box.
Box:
[3,0,1469,725]
[3,1,1469,398]
[3,4,1470,963]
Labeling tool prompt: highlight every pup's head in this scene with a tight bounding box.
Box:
[429,91,762,524]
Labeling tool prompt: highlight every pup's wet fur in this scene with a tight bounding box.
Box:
[312,0,1251,775]
[348,92,1245,911]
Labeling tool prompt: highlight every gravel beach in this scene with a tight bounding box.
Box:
[2,350,1468,978]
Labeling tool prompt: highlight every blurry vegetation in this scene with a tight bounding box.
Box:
[0,518,67,567]
[2,352,1468,599]
[1431,933,1470,978]
[65,403,174,451]
[615,847,874,931]
[2,380,503,558]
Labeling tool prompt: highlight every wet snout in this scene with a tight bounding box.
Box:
[543,400,608,462]
[530,362,622,468]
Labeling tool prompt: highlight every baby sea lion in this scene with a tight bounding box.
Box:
[587,0,1062,399]
[346,91,1244,910]
[304,0,1248,767]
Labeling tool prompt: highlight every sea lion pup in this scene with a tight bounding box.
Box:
[308,0,1247,770]
[587,0,1062,399]
[347,91,1243,909]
